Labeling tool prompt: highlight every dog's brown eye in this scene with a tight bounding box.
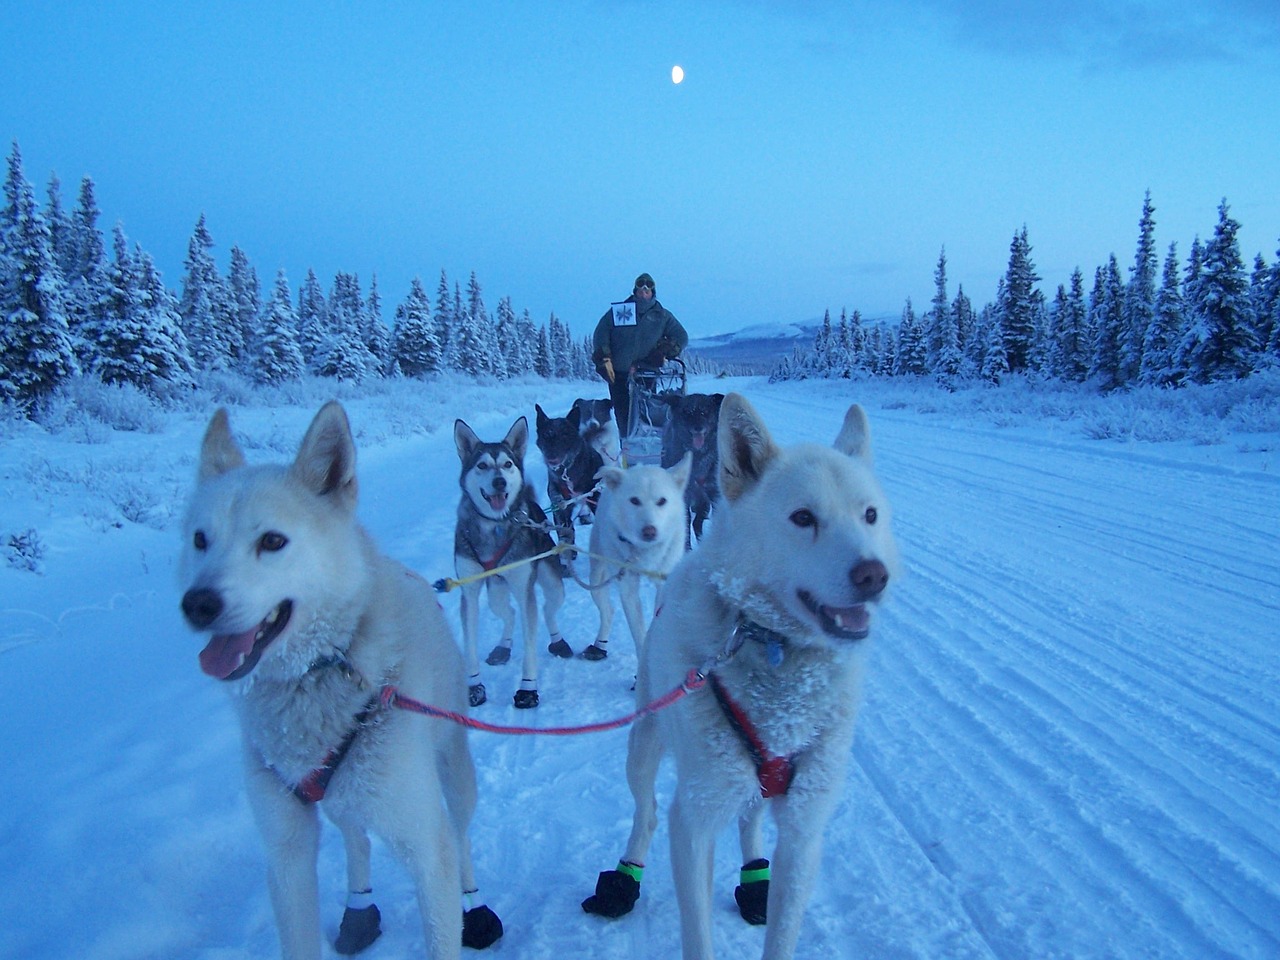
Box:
[258,531,288,553]
[864,507,878,525]
[193,530,208,551]
[630,496,642,506]
[657,497,667,506]
[790,509,816,528]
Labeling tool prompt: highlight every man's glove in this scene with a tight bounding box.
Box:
[599,356,615,383]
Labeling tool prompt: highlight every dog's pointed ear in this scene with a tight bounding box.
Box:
[718,393,778,502]
[454,419,481,462]
[567,404,581,429]
[504,416,528,461]
[668,451,693,492]
[535,403,548,426]
[293,401,358,506]
[199,408,246,480]
[833,404,873,462]
[598,466,626,491]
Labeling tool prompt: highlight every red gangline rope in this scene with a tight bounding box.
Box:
[379,667,707,736]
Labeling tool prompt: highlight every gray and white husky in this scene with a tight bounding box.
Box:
[454,416,568,709]
[180,401,502,960]
[583,393,900,960]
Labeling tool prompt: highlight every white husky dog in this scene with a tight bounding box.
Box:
[180,402,502,960]
[580,454,692,663]
[582,393,899,960]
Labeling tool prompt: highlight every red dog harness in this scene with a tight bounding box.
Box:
[289,694,379,804]
[708,674,796,798]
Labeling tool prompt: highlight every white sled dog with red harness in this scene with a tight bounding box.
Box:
[582,393,900,960]
[180,402,502,960]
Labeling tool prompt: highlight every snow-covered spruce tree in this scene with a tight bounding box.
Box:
[64,177,114,372]
[391,277,441,378]
[296,268,328,373]
[0,142,77,406]
[1000,226,1041,373]
[846,308,870,377]
[464,272,497,377]
[254,268,304,385]
[1121,192,1158,384]
[178,215,236,373]
[895,298,928,376]
[227,245,260,373]
[94,223,147,387]
[433,269,455,370]
[1248,253,1271,362]
[808,309,833,377]
[1052,268,1090,381]
[1185,200,1257,382]
[975,303,1008,383]
[317,271,374,382]
[364,273,390,377]
[514,308,538,377]
[44,174,76,283]
[492,296,519,379]
[1266,242,1280,358]
[135,247,195,393]
[928,251,964,383]
[549,313,574,379]
[533,323,552,378]
[1089,256,1126,390]
[1140,243,1186,386]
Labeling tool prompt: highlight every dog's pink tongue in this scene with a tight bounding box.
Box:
[199,627,257,679]
[488,492,508,513]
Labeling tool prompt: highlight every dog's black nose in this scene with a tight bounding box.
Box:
[851,559,889,600]
[491,476,506,491]
[641,525,658,542]
[182,588,223,628]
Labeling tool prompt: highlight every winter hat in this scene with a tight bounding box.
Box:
[633,273,656,293]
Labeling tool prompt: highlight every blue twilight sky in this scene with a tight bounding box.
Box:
[5,1,1279,340]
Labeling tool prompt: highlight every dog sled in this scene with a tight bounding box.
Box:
[622,357,686,467]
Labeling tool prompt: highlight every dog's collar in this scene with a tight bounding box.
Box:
[727,613,789,668]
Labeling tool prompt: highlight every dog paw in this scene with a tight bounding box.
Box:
[485,645,512,666]
[469,683,487,707]
[734,858,769,926]
[335,903,382,954]
[513,688,540,709]
[581,869,640,918]
[547,638,573,658]
[581,643,608,661]
[462,904,504,949]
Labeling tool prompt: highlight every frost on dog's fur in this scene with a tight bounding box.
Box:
[585,392,898,960]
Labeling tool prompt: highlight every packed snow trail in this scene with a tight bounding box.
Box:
[0,375,1276,959]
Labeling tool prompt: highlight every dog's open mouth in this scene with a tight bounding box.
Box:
[198,600,293,681]
[797,590,869,640]
[485,490,509,514]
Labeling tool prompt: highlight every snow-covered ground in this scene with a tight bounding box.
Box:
[1,373,1278,959]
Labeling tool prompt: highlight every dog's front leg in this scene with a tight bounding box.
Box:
[762,785,842,960]
[617,573,648,660]
[508,565,541,708]
[243,761,322,960]
[668,789,725,960]
[456,574,486,706]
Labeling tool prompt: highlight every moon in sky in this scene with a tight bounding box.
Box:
[671,65,684,84]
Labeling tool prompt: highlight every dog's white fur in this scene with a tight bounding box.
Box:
[180,402,487,960]
[614,393,899,959]
[587,454,691,658]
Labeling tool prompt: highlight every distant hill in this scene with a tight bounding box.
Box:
[685,321,819,373]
